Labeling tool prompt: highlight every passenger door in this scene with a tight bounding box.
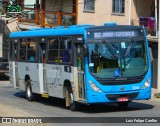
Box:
[76,44,86,100]
[13,43,19,88]
[39,43,48,93]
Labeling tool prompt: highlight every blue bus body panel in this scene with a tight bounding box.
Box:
[9,25,151,104]
[9,25,143,38]
[85,68,151,103]
[84,27,152,104]
[10,27,88,38]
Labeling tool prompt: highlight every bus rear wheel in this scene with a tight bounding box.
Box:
[118,102,129,109]
[65,86,78,111]
[26,80,34,102]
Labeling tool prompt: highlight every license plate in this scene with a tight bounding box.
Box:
[118,97,128,102]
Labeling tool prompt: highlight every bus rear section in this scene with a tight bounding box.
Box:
[9,30,88,111]
[84,25,151,108]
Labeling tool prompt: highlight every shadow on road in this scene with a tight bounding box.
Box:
[14,91,67,109]
[78,102,154,113]
[14,91,154,114]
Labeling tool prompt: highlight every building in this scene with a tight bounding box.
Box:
[17,0,158,32]
[0,19,10,58]
[0,1,2,12]
[0,0,10,13]
[15,0,159,88]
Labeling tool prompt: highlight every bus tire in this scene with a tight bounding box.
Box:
[65,86,78,111]
[26,80,34,102]
[118,102,128,109]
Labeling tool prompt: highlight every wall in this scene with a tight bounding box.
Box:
[45,0,73,25]
[78,0,130,26]
[0,2,2,12]
[132,0,154,17]
[0,19,10,58]
[45,0,62,24]
[62,0,73,13]
[45,0,62,12]
[151,44,158,88]
[132,0,154,25]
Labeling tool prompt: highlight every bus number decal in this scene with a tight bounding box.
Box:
[47,68,62,79]
[132,86,140,90]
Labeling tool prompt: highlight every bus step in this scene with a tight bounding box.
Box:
[78,99,86,103]
[41,93,49,98]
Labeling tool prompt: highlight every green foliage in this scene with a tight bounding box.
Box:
[6,4,22,12]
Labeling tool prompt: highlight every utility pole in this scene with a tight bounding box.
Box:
[158,0,160,91]
[129,0,132,25]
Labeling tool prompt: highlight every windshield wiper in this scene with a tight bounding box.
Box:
[123,41,132,58]
[122,41,133,66]
[105,43,118,59]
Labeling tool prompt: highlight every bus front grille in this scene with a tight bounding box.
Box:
[106,92,139,101]
[97,77,143,85]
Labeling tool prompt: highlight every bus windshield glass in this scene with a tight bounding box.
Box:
[88,40,148,78]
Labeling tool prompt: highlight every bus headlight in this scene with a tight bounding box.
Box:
[89,81,102,92]
[142,78,150,89]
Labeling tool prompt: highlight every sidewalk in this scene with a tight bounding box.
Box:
[152,88,158,96]
[152,88,160,99]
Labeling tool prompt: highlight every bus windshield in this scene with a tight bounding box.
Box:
[88,40,148,78]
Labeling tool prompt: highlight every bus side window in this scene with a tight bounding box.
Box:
[19,39,26,60]
[29,50,35,61]
[59,37,71,63]
[26,39,36,61]
[48,38,58,62]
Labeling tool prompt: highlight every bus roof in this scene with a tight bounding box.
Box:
[9,24,143,38]
[86,25,143,31]
[10,27,86,38]
[9,24,95,38]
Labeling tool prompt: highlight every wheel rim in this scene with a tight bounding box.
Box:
[69,92,74,105]
[27,86,31,98]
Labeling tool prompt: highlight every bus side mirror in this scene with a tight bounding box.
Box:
[83,45,88,57]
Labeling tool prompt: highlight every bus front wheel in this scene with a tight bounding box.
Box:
[64,86,78,111]
[26,80,34,102]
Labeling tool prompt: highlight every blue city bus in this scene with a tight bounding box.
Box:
[9,23,151,111]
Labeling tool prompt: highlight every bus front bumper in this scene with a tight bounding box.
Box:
[86,88,151,104]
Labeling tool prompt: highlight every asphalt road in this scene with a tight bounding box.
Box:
[0,81,160,126]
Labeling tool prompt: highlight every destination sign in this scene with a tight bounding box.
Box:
[87,29,144,40]
[94,31,135,38]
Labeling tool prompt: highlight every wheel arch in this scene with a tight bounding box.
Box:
[24,75,30,83]
[24,75,30,89]
[63,80,72,98]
